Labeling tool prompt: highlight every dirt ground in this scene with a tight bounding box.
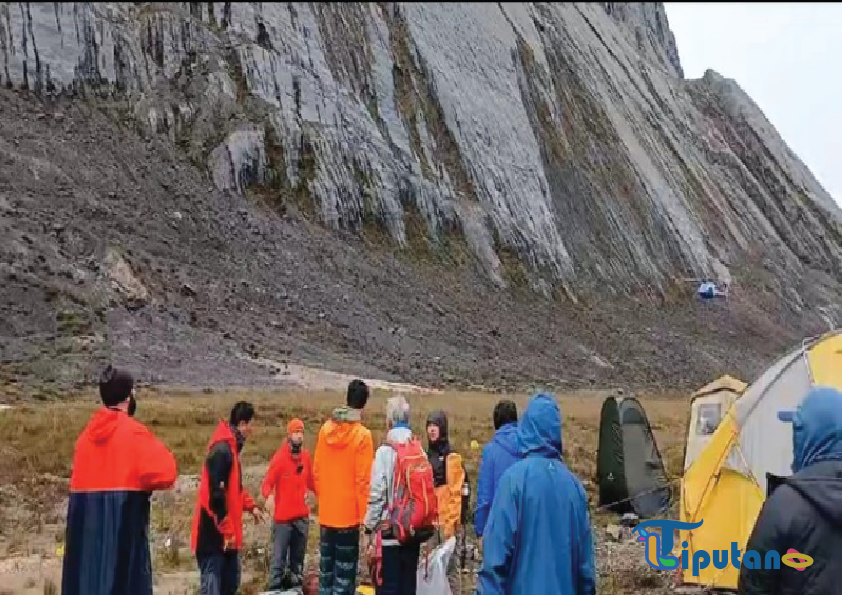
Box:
[0,383,703,595]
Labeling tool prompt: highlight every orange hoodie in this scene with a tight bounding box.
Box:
[312,406,374,528]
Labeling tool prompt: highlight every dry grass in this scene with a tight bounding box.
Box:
[0,385,693,594]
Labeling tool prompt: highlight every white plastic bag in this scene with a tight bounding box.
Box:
[416,536,456,595]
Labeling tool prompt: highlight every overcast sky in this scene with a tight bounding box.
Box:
[664,3,841,205]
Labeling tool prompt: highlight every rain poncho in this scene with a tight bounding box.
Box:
[476,393,596,595]
[61,407,177,594]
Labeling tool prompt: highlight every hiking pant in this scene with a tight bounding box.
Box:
[376,542,421,595]
[319,525,360,595]
[269,518,309,591]
[197,551,240,595]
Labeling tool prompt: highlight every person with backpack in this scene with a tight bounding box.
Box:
[364,395,437,595]
[261,418,315,592]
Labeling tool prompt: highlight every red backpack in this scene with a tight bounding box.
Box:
[386,437,437,543]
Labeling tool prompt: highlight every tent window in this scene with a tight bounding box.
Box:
[696,403,722,435]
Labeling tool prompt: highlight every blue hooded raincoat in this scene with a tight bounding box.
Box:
[476,393,596,595]
[474,421,519,538]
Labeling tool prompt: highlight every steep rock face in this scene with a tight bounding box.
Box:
[1,2,839,303]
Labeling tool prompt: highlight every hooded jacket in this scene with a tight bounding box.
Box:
[61,407,177,595]
[426,410,470,539]
[476,394,596,595]
[261,439,315,524]
[474,422,519,538]
[312,406,374,528]
[191,421,256,556]
[738,386,842,595]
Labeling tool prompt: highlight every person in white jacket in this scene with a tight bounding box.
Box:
[363,395,423,595]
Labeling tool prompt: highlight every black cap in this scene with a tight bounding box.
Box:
[99,365,134,406]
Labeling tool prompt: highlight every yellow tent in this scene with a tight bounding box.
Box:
[682,375,747,473]
[679,330,842,590]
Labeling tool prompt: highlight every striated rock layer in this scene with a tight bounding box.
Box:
[0,2,840,392]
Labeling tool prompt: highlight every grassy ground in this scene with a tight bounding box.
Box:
[0,386,692,594]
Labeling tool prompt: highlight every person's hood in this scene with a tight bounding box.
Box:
[208,420,238,450]
[85,407,125,443]
[491,422,519,458]
[322,406,366,447]
[787,386,842,472]
[426,409,450,453]
[785,460,842,527]
[517,393,562,459]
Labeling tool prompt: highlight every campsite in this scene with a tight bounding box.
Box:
[0,330,839,594]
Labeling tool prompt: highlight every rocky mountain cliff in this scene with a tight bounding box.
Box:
[0,2,840,395]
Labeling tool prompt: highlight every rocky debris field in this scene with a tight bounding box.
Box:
[0,88,834,397]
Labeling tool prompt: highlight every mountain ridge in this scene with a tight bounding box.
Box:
[0,2,839,394]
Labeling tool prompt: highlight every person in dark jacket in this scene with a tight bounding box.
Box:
[191,402,265,595]
[738,385,842,595]
[474,400,519,540]
[61,365,178,595]
[426,410,471,566]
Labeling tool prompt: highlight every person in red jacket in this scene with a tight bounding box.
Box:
[191,402,265,595]
[262,418,316,592]
[61,365,178,595]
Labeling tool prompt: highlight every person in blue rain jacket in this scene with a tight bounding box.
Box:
[476,393,596,595]
[474,399,520,540]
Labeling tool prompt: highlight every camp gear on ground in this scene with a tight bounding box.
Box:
[474,421,519,538]
[680,330,842,591]
[739,386,842,594]
[476,394,596,595]
[416,536,456,595]
[313,406,374,529]
[61,407,177,594]
[596,395,671,518]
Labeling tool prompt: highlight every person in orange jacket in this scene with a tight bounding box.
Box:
[262,418,315,592]
[313,379,375,595]
[191,401,266,595]
[61,365,178,595]
[426,410,471,567]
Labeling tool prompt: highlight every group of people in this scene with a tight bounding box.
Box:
[58,366,597,595]
[58,363,842,595]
